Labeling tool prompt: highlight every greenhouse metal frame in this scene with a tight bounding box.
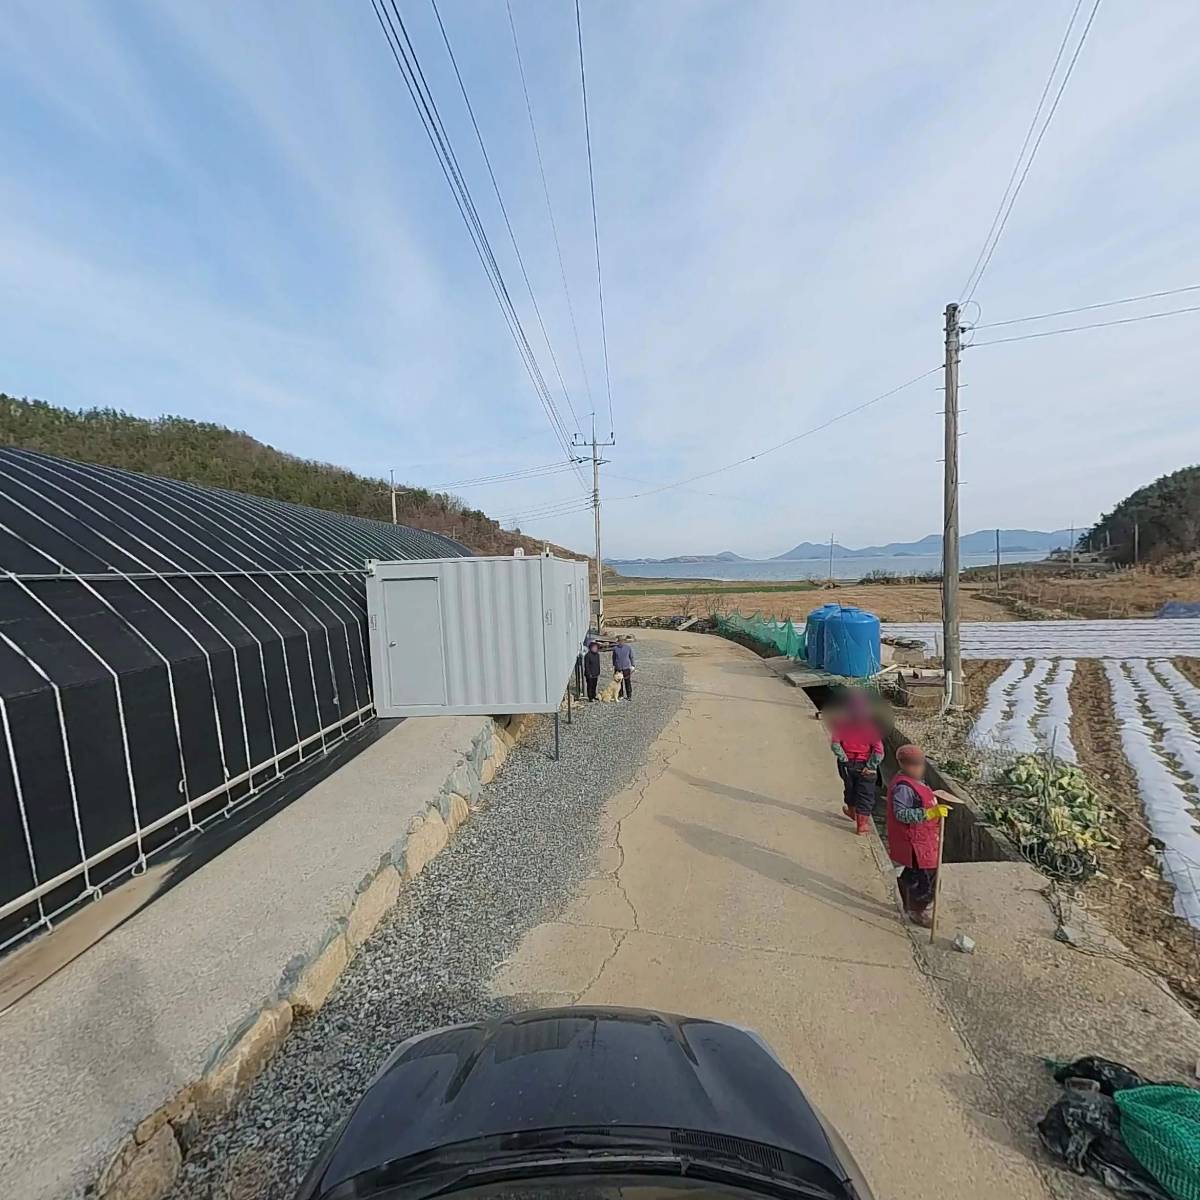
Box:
[0,448,466,951]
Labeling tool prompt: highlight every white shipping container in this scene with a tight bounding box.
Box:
[366,555,591,717]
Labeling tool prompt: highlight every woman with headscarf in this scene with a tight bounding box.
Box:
[886,744,950,927]
[828,689,884,835]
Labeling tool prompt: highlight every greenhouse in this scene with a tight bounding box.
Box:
[0,447,465,950]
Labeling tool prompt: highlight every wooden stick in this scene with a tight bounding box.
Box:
[929,812,948,945]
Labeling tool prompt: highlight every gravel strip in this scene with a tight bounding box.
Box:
[170,640,683,1200]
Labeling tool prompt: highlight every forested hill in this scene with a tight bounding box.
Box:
[1088,465,1200,565]
[0,395,583,559]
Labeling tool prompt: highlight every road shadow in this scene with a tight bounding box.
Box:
[939,1069,1049,1169]
[658,814,901,933]
[669,768,845,827]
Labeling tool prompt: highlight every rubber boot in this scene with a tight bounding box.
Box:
[855,812,871,836]
[908,905,933,928]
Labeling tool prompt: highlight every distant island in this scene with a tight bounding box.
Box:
[610,550,747,565]
[609,529,1074,564]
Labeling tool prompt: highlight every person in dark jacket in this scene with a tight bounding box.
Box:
[583,641,602,701]
[612,636,635,700]
[828,690,884,835]
[886,744,950,927]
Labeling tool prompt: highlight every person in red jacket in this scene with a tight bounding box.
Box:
[828,690,883,835]
[886,744,950,927]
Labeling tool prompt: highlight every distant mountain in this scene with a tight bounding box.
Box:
[772,529,1075,560]
[609,550,747,564]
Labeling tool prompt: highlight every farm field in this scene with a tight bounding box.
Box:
[883,618,1200,658]
[605,579,1008,623]
[954,654,1200,1007]
[988,562,1200,619]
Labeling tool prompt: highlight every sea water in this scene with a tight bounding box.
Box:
[611,551,1047,583]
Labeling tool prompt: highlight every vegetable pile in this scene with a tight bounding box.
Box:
[983,754,1118,880]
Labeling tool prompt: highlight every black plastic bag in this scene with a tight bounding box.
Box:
[1038,1063,1170,1199]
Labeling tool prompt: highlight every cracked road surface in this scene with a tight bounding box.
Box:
[493,630,1055,1200]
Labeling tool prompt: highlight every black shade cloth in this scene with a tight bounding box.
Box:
[0,448,466,947]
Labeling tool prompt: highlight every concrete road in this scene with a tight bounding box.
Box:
[494,631,1054,1200]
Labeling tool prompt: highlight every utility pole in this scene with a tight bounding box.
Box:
[828,534,835,585]
[943,302,963,708]
[572,415,614,631]
[389,469,398,525]
[995,527,1001,592]
[1134,519,1140,566]
[1069,524,1075,568]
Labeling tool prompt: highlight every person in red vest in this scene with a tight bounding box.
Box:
[828,690,883,835]
[886,744,950,927]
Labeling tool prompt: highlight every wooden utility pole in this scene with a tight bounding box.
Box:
[943,303,963,708]
[995,528,1001,591]
[389,469,398,525]
[573,415,614,630]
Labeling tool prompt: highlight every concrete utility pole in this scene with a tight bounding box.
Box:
[573,415,614,630]
[389,470,398,525]
[828,534,835,584]
[995,528,1001,591]
[942,302,964,708]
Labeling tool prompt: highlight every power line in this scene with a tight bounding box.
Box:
[498,496,596,523]
[606,366,942,501]
[960,0,1101,304]
[974,283,1200,329]
[428,0,582,437]
[501,492,595,516]
[958,0,1083,303]
[430,461,582,490]
[506,0,596,415]
[606,471,760,508]
[575,0,615,439]
[970,303,1200,347]
[369,0,586,486]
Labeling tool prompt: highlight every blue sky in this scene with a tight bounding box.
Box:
[2,1,1199,558]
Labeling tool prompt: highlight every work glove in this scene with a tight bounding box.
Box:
[924,805,951,822]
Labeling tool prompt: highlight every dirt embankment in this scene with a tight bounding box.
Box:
[606,580,1008,623]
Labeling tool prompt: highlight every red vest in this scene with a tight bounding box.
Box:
[830,717,882,763]
[885,773,941,869]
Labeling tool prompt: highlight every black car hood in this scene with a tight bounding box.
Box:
[307,1007,844,1197]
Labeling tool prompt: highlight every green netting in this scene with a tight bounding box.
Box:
[1116,1086,1200,1200]
[716,611,805,659]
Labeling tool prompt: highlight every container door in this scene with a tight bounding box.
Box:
[382,577,446,707]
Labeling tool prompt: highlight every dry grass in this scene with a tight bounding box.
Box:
[997,564,1200,619]
[605,579,1008,623]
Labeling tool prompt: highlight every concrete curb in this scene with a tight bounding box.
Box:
[93,716,527,1200]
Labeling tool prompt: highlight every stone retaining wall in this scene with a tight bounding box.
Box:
[94,715,531,1200]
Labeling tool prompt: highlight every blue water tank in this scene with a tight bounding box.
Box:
[824,607,881,678]
[804,604,841,668]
